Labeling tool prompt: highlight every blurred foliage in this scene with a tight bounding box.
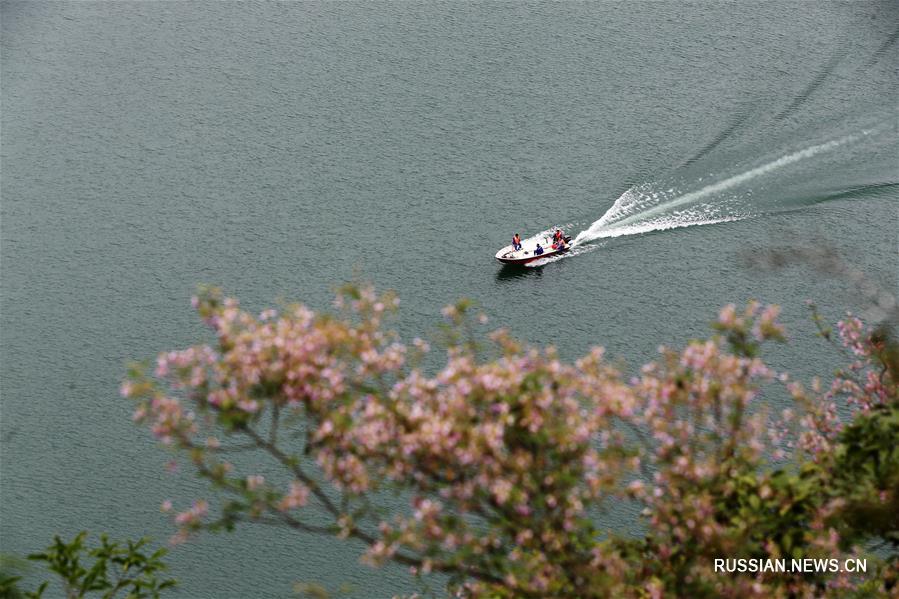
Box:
[2,532,176,599]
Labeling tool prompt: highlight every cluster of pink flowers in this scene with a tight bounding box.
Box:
[124,286,897,598]
[786,312,897,462]
[278,481,310,512]
[832,315,894,410]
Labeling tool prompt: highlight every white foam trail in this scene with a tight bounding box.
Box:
[586,214,747,240]
[573,131,864,246]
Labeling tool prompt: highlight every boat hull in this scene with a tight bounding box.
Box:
[496,247,569,265]
[495,235,572,265]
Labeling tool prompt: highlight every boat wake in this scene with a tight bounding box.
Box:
[550,117,897,261]
[574,134,856,245]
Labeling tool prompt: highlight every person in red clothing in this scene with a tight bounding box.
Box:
[512,233,522,251]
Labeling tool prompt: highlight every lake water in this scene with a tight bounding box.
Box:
[2,2,897,597]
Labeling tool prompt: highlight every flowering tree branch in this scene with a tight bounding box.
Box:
[125,285,898,598]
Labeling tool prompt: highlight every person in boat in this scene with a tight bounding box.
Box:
[534,243,544,255]
[512,233,522,251]
[553,229,564,245]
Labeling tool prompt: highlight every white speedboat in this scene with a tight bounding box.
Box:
[495,233,572,265]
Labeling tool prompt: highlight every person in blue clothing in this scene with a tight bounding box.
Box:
[534,243,544,255]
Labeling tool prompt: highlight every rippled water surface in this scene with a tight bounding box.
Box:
[2,2,897,597]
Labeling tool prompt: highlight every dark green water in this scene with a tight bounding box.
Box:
[2,2,897,597]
